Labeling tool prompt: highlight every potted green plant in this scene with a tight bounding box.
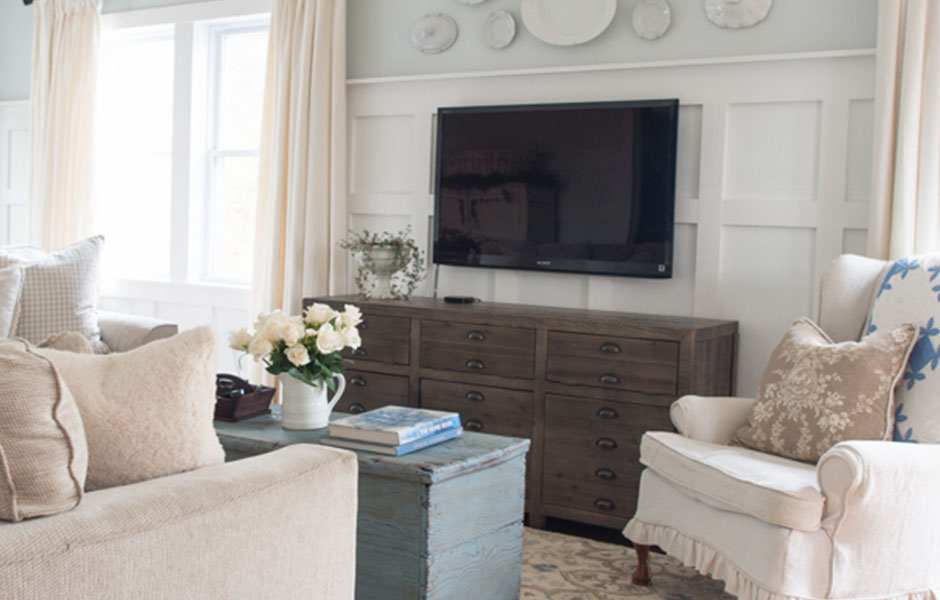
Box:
[340,226,426,299]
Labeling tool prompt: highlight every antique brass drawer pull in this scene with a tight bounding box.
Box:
[595,468,617,481]
[465,419,484,431]
[596,407,619,419]
[465,391,485,402]
[348,403,366,414]
[350,375,367,387]
[600,342,621,354]
[596,437,618,450]
[594,498,615,511]
[599,373,620,385]
[466,359,485,370]
[352,347,367,357]
[466,330,486,341]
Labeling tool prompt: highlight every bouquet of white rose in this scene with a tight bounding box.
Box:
[230,303,362,390]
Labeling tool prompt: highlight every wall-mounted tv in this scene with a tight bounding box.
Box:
[433,99,679,278]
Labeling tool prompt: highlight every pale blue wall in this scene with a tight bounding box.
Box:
[0,0,878,101]
[348,0,878,79]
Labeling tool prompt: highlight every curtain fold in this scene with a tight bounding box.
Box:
[252,0,347,321]
[29,0,100,250]
[867,0,940,259]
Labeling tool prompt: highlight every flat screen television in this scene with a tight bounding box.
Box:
[433,99,679,278]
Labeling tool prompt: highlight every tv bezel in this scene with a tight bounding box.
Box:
[432,99,679,279]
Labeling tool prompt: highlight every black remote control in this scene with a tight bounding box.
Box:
[443,296,479,304]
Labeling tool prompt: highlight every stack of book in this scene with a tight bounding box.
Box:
[321,405,463,456]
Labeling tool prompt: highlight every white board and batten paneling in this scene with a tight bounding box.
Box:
[0,101,30,246]
[346,52,876,396]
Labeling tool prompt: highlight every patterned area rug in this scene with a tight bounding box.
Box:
[521,527,734,600]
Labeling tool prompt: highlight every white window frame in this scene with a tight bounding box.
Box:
[99,0,271,304]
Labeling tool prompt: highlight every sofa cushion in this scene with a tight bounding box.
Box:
[639,431,823,531]
[36,326,224,490]
[732,318,915,462]
[0,236,105,351]
[0,339,88,521]
[0,266,23,337]
[866,254,940,442]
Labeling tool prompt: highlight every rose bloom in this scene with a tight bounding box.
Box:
[285,343,311,367]
[315,323,345,354]
[304,303,337,325]
[341,326,361,349]
[260,310,290,342]
[282,316,306,345]
[248,335,274,359]
[229,328,252,350]
[341,304,363,328]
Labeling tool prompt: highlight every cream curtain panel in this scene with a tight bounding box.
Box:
[868,0,940,259]
[252,0,347,320]
[29,0,100,251]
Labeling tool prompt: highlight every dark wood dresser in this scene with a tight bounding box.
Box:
[305,295,737,530]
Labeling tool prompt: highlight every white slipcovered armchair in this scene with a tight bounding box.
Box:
[624,254,940,599]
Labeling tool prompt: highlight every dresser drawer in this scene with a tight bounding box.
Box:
[337,369,411,414]
[546,331,678,394]
[420,379,533,439]
[420,320,535,379]
[341,314,410,365]
[542,472,640,519]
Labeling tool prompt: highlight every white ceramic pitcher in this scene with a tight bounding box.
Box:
[278,373,346,430]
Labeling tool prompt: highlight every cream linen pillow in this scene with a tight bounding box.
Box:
[36,326,224,490]
[732,318,916,463]
[0,265,24,337]
[0,339,88,521]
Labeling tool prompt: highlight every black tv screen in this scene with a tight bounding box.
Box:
[433,99,679,278]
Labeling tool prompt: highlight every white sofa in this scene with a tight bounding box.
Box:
[624,254,940,599]
[0,312,359,598]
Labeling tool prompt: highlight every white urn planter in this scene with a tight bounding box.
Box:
[278,373,346,430]
[366,246,401,300]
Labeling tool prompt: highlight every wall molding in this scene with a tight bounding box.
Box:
[347,49,875,87]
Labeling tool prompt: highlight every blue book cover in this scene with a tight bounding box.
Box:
[321,426,463,456]
[330,405,461,445]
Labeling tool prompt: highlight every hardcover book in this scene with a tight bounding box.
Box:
[329,405,462,445]
[321,426,464,456]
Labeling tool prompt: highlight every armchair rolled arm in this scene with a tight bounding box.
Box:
[817,441,940,596]
[98,310,178,352]
[669,395,755,445]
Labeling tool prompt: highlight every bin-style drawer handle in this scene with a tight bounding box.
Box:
[465,419,484,431]
[348,403,366,414]
[466,359,485,370]
[599,373,620,385]
[600,342,621,354]
[596,407,619,419]
[595,468,617,481]
[594,498,615,511]
[596,437,618,450]
[466,330,486,341]
[350,375,367,387]
[358,321,367,330]
[352,347,367,357]
[465,390,485,402]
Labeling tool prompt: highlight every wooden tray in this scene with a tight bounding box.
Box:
[215,373,274,422]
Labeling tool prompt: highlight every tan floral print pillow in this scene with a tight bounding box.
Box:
[732,318,916,463]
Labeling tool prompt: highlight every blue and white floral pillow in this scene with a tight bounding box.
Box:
[865,254,940,442]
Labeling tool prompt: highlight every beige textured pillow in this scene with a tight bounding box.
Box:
[36,326,224,490]
[0,339,88,521]
[732,318,916,463]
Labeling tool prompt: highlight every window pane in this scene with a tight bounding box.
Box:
[209,155,258,282]
[95,28,174,281]
[219,29,268,150]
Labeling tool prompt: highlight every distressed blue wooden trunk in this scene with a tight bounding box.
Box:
[216,407,530,600]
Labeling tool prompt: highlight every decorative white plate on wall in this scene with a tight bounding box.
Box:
[632,0,671,40]
[456,0,487,5]
[705,0,772,29]
[520,0,616,46]
[485,10,516,49]
[411,13,458,54]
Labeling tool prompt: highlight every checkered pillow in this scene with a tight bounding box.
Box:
[0,236,105,350]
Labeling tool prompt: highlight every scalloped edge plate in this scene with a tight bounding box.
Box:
[632,0,671,40]
[485,10,516,49]
[705,0,772,29]
[410,13,458,54]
